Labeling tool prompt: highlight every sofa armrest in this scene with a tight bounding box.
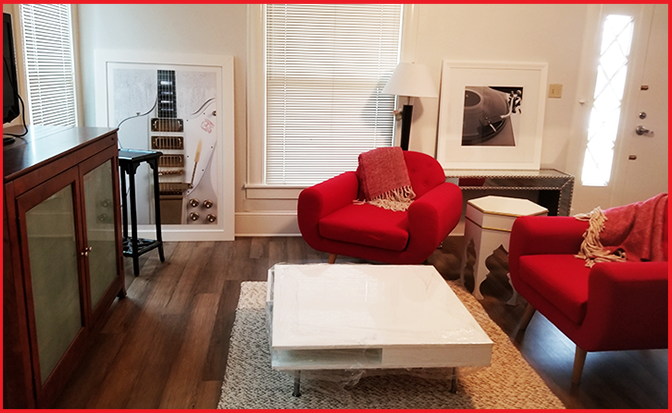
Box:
[297,171,359,243]
[407,182,462,251]
[580,261,668,350]
[509,216,588,277]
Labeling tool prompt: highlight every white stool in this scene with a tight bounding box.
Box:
[460,196,548,304]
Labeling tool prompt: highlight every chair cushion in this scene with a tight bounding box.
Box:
[318,203,409,251]
[518,254,591,325]
[403,150,446,198]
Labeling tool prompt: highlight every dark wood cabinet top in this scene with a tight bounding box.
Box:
[3,125,118,184]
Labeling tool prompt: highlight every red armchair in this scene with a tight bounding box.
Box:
[509,215,668,384]
[297,150,462,264]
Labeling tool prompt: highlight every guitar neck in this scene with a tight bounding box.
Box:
[152,69,183,132]
[157,69,177,118]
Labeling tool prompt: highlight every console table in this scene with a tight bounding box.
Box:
[444,168,574,216]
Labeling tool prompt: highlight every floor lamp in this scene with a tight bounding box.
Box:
[382,62,439,150]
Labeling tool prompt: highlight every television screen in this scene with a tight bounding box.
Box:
[4,12,20,125]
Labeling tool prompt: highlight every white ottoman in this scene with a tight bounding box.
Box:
[460,196,548,304]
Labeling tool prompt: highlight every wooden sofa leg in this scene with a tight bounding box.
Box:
[328,254,337,264]
[572,346,588,385]
[519,303,536,330]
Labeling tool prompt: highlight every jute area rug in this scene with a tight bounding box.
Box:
[218,281,565,409]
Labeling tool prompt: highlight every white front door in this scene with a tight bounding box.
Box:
[570,4,668,213]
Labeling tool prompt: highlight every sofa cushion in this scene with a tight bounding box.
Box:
[518,255,591,325]
[319,203,409,251]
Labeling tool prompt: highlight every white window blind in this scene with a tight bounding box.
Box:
[19,4,77,126]
[265,4,402,185]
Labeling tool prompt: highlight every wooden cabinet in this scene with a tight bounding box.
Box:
[3,126,126,408]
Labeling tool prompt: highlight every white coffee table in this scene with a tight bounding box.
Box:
[267,263,493,396]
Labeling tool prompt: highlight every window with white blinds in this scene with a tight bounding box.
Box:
[265,4,402,185]
[19,4,77,126]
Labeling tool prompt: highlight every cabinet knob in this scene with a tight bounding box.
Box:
[206,214,217,222]
[81,246,92,257]
[189,198,199,207]
[203,199,214,208]
[189,212,200,221]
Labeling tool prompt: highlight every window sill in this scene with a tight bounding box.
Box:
[244,184,306,200]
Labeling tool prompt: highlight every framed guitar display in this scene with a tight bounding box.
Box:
[94,51,234,241]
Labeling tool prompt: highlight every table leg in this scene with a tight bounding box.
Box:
[293,371,301,397]
[506,272,519,305]
[149,158,165,262]
[119,166,128,240]
[450,367,458,393]
[128,165,140,277]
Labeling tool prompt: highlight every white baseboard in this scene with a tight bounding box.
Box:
[131,224,235,242]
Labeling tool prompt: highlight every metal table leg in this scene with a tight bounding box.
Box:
[450,367,458,393]
[293,371,301,397]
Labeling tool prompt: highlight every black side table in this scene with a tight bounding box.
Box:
[118,149,166,276]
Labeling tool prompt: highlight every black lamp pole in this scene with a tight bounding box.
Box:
[399,104,413,151]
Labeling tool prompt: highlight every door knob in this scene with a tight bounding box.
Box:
[635,125,652,136]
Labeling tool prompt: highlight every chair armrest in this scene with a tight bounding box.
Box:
[580,261,668,350]
[297,171,359,242]
[509,216,588,277]
[407,182,463,250]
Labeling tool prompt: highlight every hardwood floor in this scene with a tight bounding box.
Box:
[53,236,668,409]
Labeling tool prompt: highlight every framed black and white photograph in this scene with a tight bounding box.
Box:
[437,61,548,170]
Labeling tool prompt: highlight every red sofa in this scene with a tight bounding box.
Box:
[509,215,668,384]
[297,150,462,264]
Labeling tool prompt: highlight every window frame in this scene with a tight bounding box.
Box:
[17,4,81,127]
[244,4,416,197]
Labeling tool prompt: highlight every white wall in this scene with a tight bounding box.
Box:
[409,4,588,173]
[70,4,666,235]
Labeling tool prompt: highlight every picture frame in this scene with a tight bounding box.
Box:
[436,61,548,170]
[93,49,236,241]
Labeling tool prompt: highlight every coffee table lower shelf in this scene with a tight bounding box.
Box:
[285,367,460,397]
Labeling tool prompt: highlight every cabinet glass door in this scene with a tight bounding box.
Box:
[25,184,82,384]
[83,159,118,309]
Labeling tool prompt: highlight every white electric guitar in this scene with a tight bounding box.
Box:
[118,69,219,225]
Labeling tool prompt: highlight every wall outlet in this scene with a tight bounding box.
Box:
[548,83,563,98]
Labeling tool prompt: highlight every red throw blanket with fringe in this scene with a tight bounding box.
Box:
[357,147,415,212]
[576,193,668,267]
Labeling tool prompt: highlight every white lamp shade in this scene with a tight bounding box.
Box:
[382,62,438,98]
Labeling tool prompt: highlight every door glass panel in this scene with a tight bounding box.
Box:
[25,184,81,384]
[581,14,635,186]
[84,159,118,309]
